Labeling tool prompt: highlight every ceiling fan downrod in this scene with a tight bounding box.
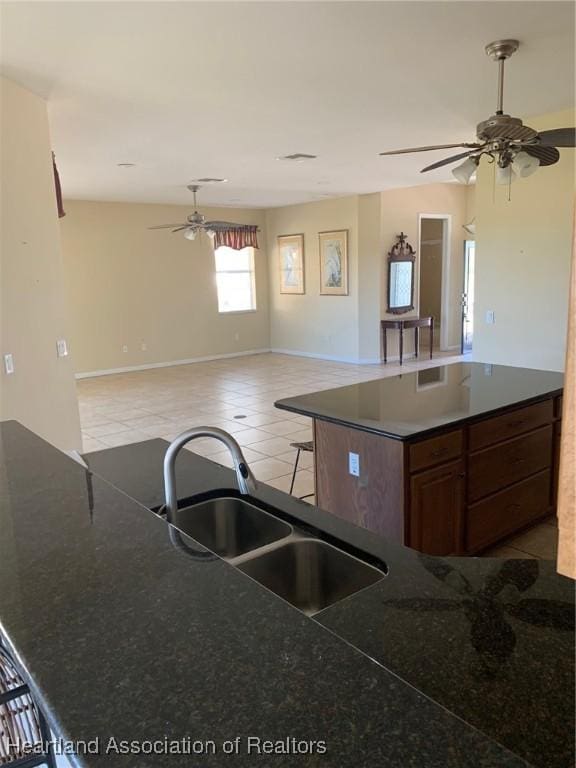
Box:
[485,39,519,115]
[187,184,200,212]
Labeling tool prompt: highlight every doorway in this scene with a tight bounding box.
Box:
[419,216,449,350]
[461,239,475,353]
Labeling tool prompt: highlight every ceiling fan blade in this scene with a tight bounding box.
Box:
[171,226,188,233]
[420,150,476,173]
[523,145,560,167]
[537,128,576,148]
[380,142,480,156]
[148,223,187,229]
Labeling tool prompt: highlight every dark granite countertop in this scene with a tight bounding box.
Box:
[275,362,564,439]
[0,421,573,767]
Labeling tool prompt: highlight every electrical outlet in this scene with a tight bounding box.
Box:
[234,333,240,342]
[141,342,147,352]
[56,339,68,358]
[485,310,495,324]
[122,345,128,353]
[3,353,14,375]
[348,452,360,477]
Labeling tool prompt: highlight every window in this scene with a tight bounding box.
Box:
[214,246,256,313]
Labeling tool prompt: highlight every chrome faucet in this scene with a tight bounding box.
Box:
[163,427,257,521]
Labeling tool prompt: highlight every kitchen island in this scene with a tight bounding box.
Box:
[275,362,564,556]
[0,421,573,767]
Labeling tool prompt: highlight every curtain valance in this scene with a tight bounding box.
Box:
[213,226,259,250]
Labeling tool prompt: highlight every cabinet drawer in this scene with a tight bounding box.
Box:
[468,425,553,503]
[409,430,463,473]
[469,399,553,451]
[466,470,552,552]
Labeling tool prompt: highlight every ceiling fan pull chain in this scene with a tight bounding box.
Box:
[491,160,497,205]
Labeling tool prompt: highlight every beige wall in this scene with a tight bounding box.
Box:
[264,185,467,363]
[473,109,575,371]
[465,185,476,234]
[357,193,383,362]
[380,183,468,358]
[0,77,81,451]
[60,200,269,374]
[265,196,360,362]
[420,218,444,328]
[63,143,572,377]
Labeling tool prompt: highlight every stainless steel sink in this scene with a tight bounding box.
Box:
[170,495,386,616]
[172,497,292,558]
[236,538,385,615]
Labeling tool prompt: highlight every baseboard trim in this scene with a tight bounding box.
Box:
[379,353,417,364]
[271,348,384,365]
[75,348,271,379]
[75,344,455,379]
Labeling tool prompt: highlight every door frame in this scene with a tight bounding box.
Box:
[461,238,476,353]
[417,213,452,352]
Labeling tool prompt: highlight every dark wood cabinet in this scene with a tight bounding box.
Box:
[466,470,551,553]
[314,394,559,556]
[409,430,463,473]
[468,399,553,450]
[467,425,553,502]
[409,460,465,555]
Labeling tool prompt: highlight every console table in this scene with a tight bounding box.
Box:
[381,316,434,365]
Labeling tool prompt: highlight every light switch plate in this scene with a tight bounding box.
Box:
[348,452,360,477]
[3,353,14,375]
[56,339,69,357]
[485,310,495,324]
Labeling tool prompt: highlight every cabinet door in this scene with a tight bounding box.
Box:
[409,460,465,555]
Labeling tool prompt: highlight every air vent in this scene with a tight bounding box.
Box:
[278,153,317,162]
[192,177,228,184]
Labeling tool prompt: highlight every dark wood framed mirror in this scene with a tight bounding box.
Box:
[387,232,416,314]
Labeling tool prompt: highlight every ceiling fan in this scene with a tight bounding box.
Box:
[379,39,575,184]
[149,185,258,241]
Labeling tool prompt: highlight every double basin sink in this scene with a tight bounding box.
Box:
[169,496,386,616]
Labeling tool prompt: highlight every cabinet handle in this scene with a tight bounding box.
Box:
[431,447,449,457]
[510,457,526,466]
[508,418,526,428]
[507,503,521,512]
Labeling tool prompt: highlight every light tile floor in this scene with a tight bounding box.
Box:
[78,350,556,561]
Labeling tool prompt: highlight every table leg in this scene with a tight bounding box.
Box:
[399,326,404,365]
[414,327,419,358]
[383,327,387,363]
[430,318,434,359]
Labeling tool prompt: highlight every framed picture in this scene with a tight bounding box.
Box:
[278,234,305,294]
[319,230,348,295]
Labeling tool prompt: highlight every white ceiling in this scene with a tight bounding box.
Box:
[1,1,574,208]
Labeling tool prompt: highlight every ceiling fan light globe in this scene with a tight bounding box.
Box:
[496,164,517,185]
[452,158,478,184]
[512,151,540,178]
[183,228,197,241]
[206,229,216,240]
